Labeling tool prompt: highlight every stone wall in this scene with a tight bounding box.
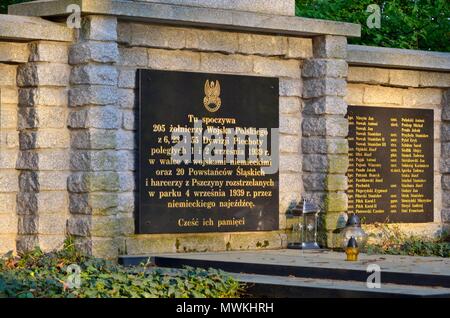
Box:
[346,67,450,237]
[0,39,72,254]
[116,22,312,255]
[0,15,73,255]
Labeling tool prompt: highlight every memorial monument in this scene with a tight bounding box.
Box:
[0,0,448,259]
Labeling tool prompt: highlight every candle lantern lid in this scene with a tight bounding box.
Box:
[346,214,361,227]
[302,200,319,214]
[289,199,319,216]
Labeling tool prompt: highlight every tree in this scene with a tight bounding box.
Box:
[296,0,450,52]
[0,0,28,15]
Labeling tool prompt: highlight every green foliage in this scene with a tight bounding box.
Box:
[296,0,450,52]
[366,238,450,257]
[0,239,244,298]
[365,224,450,257]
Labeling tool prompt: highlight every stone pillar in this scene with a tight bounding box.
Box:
[0,63,19,254]
[301,35,349,247]
[16,41,71,252]
[67,16,122,259]
[442,89,450,228]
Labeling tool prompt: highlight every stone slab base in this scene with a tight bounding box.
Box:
[123,231,287,255]
[230,273,450,298]
[137,267,450,297]
[145,250,450,288]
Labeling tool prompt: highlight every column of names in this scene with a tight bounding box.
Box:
[347,106,433,223]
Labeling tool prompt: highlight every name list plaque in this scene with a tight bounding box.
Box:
[347,105,434,223]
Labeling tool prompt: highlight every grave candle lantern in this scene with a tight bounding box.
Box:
[340,214,368,250]
[301,199,321,249]
[287,199,321,249]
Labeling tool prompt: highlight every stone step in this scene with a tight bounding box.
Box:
[140,267,450,298]
[234,273,450,298]
[119,249,450,288]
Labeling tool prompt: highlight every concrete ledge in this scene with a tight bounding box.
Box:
[348,45,450,72]
[124,231,287,255]
[138,0,296,16]
[0,14,73,42]
[9,0,361,38]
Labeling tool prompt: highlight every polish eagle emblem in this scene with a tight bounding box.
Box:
[203,80,221,112]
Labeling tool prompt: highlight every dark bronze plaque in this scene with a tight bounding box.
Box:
[138,70,279,234]
[347,106,434,223]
